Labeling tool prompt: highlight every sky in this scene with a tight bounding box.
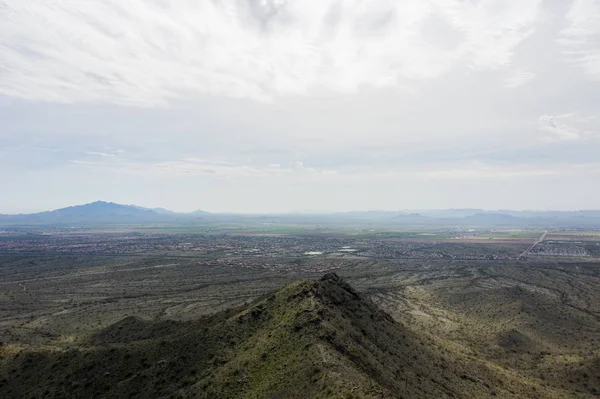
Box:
[1,0,600,213]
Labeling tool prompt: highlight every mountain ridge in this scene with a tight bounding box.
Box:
[0,201,211,225]
[0,274,574,398]
[2,201,600,227]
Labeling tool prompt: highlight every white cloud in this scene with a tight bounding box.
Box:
[421,168,555,179]
[67,154,558,184]
[538,114,590,142]
[3,1,600,213]
[347,160,560,181]
[504,69,536,88]
[290,160,308,170]
[68,156,337,179]
[83,147,126,157]
[0,0,543,106]
[85,151,116,157]
[560,0,600,81]
[32,147,62,153]
[290,160,337,175]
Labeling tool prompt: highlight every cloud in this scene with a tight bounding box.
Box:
[0,0,543,106]
[504,69,536,88]
[31,147,63,153]
[538,114,587,142]
[83,147,126,157]
[67,152,561,185]
[85,151,116,157]
[68,156,337,179]
[559,0,600,81]
[290,160,309,171]
[3,1,600,213]
[290,160,337,175]
[347,158,561,181]
[421,168,555,179]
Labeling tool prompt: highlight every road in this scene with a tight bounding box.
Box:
[519,229,548,258]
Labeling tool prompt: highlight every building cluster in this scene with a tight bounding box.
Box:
[0,232,521,260]
[530,243,590,257]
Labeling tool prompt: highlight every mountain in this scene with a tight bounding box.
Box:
[417,209,486,219]
[0,274,561,398]
[461,212,519,225]
[393,212,429,221]
[135,206,211,216]
[2,202,600,227]
[0,202,213,225]
[131,205,176,215]
[150,207,176,215]
[0,201,168,225]
[189,209,211,215]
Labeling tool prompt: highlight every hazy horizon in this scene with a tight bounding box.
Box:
[2,200,600,216]
[2,1,599,213]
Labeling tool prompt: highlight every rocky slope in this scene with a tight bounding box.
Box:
[0,274,583,398]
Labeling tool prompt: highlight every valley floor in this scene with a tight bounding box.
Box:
[1,237,599,397]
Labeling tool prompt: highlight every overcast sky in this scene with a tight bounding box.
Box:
[1,0,599,213]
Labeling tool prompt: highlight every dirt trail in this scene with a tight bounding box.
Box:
[519,229,548,258]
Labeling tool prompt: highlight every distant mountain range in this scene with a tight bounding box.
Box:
[1,201,600,227]
[0,201,211,225]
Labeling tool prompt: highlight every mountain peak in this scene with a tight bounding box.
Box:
[320,272,342,282]
[2,275,547,398]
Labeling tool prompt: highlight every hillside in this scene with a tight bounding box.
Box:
[0,201,212,225]
[2,201,600,227]
[0,273,579,398]
[0,201,164,225]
